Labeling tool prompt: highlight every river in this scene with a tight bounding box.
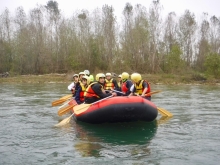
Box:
[0,83,219,165]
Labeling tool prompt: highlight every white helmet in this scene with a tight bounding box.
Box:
[84,70,90,76]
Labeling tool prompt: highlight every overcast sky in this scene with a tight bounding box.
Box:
[0,0,219,19]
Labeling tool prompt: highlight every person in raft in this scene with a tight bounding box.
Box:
[75,75,91,105]
[104,73,119,91]
[84,73,117,104]
[117,74,122,91]
[84,69,94,83]
[67,74,79,97]
[129,73,151,101]
[121,72,133,96]
[74,72,85,97]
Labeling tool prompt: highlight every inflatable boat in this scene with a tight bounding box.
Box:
[72,96,158,124]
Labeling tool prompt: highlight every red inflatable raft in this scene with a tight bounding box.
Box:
[72,96,158,124]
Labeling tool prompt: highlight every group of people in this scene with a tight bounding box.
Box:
[67,70,151,105]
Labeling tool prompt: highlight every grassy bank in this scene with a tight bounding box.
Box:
[1,73,220,85]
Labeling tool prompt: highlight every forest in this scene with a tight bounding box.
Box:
[0,0,220,78]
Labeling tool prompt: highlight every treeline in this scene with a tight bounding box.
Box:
[0,0,220,78]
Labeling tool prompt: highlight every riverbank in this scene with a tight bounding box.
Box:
[0,73,219,85]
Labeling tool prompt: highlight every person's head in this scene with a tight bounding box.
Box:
[84,70,90,76]
[131,73,142,84]
[118,74,122,82]
[96,73,105,84]
[121,72,129,82]
[81,75,90,86]
[73,74,79,82]
[105,73,112,80]
[78,72,85,80]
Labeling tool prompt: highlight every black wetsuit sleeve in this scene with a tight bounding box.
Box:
[75,86,82,104]
[142,81,148,88]
[92,83,112,98]
[113,79,119,90]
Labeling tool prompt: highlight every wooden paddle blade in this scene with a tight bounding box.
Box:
[54,114,74,127]
[52,99,66,106]
[52,95,72,106]
[60,94,72,100]
[157,107,173,117]
[58,104,76,116]
[145,90,162,96]
[73,104,91,115]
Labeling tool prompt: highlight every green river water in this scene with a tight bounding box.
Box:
[0,83,219,165]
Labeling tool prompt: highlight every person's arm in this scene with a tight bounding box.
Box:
[125,81,133,96]
[75,86,82,104]
[113,79,119,90]
[128,84,135,96]
[141,81,149,96]
[67,82,75,91]
[92,84,112,98]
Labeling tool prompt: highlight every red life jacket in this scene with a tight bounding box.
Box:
[121,81,129,93]
[79,84,87,102]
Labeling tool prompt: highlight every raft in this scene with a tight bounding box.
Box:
[72,96,158,124]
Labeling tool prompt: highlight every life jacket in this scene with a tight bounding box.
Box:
[117,81,122,88]
[134,80,151,95]
[84,82,100,98]
[104,79,114,90]
[121,81,129,93]
[79,84,87,102]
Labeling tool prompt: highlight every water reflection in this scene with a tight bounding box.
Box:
[72,120,158,157]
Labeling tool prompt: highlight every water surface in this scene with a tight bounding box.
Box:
[0,83,220,165]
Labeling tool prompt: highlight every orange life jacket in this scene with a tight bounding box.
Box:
[84,82,100,98]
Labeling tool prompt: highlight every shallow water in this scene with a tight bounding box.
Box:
[0,83,220,165]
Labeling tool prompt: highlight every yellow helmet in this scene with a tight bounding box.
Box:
[89,75,94,82]
[131,73,142,83]
[82,75,90,85]
[95,73,105,81]
[105,73,111,76]
[121,72,129,80]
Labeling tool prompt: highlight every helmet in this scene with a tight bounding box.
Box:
[73,74,78,78]
[84,70,90,76]
[131,73,142,83]
[118,74,122,78]
[105,73,111,76]
[95,73,105,81]
[121,72,129,80]
[79,72,85,76]
[82,75,90,85]
[89,75,94,82]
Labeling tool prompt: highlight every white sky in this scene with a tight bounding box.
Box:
[0,0,219,19]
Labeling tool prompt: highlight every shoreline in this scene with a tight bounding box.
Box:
[0,73,220,85]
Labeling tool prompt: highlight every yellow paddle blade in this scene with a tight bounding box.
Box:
[51,94,72,106]
[58,104,76,116]
[157,107,173,117]
[60,94,72,100]
[73,104,91,115]
[52,99,66,106]
[54,114,74,127]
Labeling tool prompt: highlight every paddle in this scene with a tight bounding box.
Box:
[111,90,162,96]
[58,103,77,116]
[55,95,113,127]
[157,107,173,117]
[73,95,113,115]
[51,94,72,106]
